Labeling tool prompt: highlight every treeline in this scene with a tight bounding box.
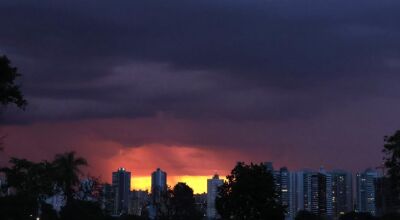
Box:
[0,151,204,220]
[0,152,105,220]
[1,154,399,220]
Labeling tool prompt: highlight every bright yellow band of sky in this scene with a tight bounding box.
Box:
[131,175,225,194]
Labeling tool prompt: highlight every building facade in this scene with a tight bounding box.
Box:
[207,174,223,219]
[151,168,167,204]
[356,169,379,216]
[330,170,353,218]
[112,167,131,215]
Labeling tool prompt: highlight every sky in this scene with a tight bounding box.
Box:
[1,0,400,193]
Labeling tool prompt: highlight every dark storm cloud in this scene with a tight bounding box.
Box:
[1,0,400,123]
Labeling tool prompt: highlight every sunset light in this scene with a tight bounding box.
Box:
[131,175,226,194]
[2,0,399,219]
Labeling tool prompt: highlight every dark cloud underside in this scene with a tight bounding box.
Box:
[1,0,400,123]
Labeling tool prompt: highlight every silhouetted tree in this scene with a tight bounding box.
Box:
[339,211,376,220]
[1,158,55,197]
[40,203,59,220]
[59,199,105,220]
[0,195,36,220]
[118,215,148,220]
[216,162,285,220]
[380,212,400,220]
[0,55,27,150]
[0,152,102,220]
[0,158,56,219]
[53,151,87,206]
[295,210,323,220]
[0,55,27,109]
[159,188,174,220]
[383,131,400,204]
[170,182,202,220]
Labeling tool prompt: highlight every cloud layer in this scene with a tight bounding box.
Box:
[1,0,400,180]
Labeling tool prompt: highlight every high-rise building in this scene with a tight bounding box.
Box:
[112,167,131,215]
[151,168,167,203]
[356,169,379,216]
[303,170,333,218]
[293,171,306,214]
[330,170,353,218]
[264,162,297,220]
[194,193,207,217]
[260,164,357,220]
[321,169,333,218]
[207,174,223,219]
[279,167,296,220]
[280,167,290,207]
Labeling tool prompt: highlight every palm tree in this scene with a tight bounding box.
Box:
[53,151,87,206]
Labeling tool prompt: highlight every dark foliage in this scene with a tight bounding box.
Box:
[0,158,56,199]
[117,214,148,220]
[383,131,400,205]
[295,210,323,220]
[339,211,376,220]
[216,162,286,220]
[0,196,58,220]
[0,195,36,220]
[0,158,56,218]
[0,55,27,109]
[0,152,99,220]
[170,182,202,220]
[380,213,400,220]
[40,203,59,220]
[53,151,88,206]
[60,200,105,220]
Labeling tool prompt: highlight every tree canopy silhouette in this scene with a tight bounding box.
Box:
[0,158,55,198]
[170,182,202,220]
[295,210,323,220]
[216,162,285,220]
[0,55,27,109]
[338,211,376,220]
[0,152,104,220]
[383,130,400,203]
[53,151,88,206]
[0,158,56,219]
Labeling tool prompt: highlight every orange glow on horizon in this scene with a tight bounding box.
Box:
[131,175,226,194]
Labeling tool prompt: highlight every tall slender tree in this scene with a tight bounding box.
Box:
[53,151,88,206]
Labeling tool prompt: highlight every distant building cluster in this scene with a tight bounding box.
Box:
[102,167,152,217]
[264,162,394,220]
[101,167,225,219]
[100,164,394,220]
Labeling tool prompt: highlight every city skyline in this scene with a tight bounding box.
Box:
[108,164,382,195]
[106,163,387,219]
[1,0,400,199]
[1,0,400,219]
